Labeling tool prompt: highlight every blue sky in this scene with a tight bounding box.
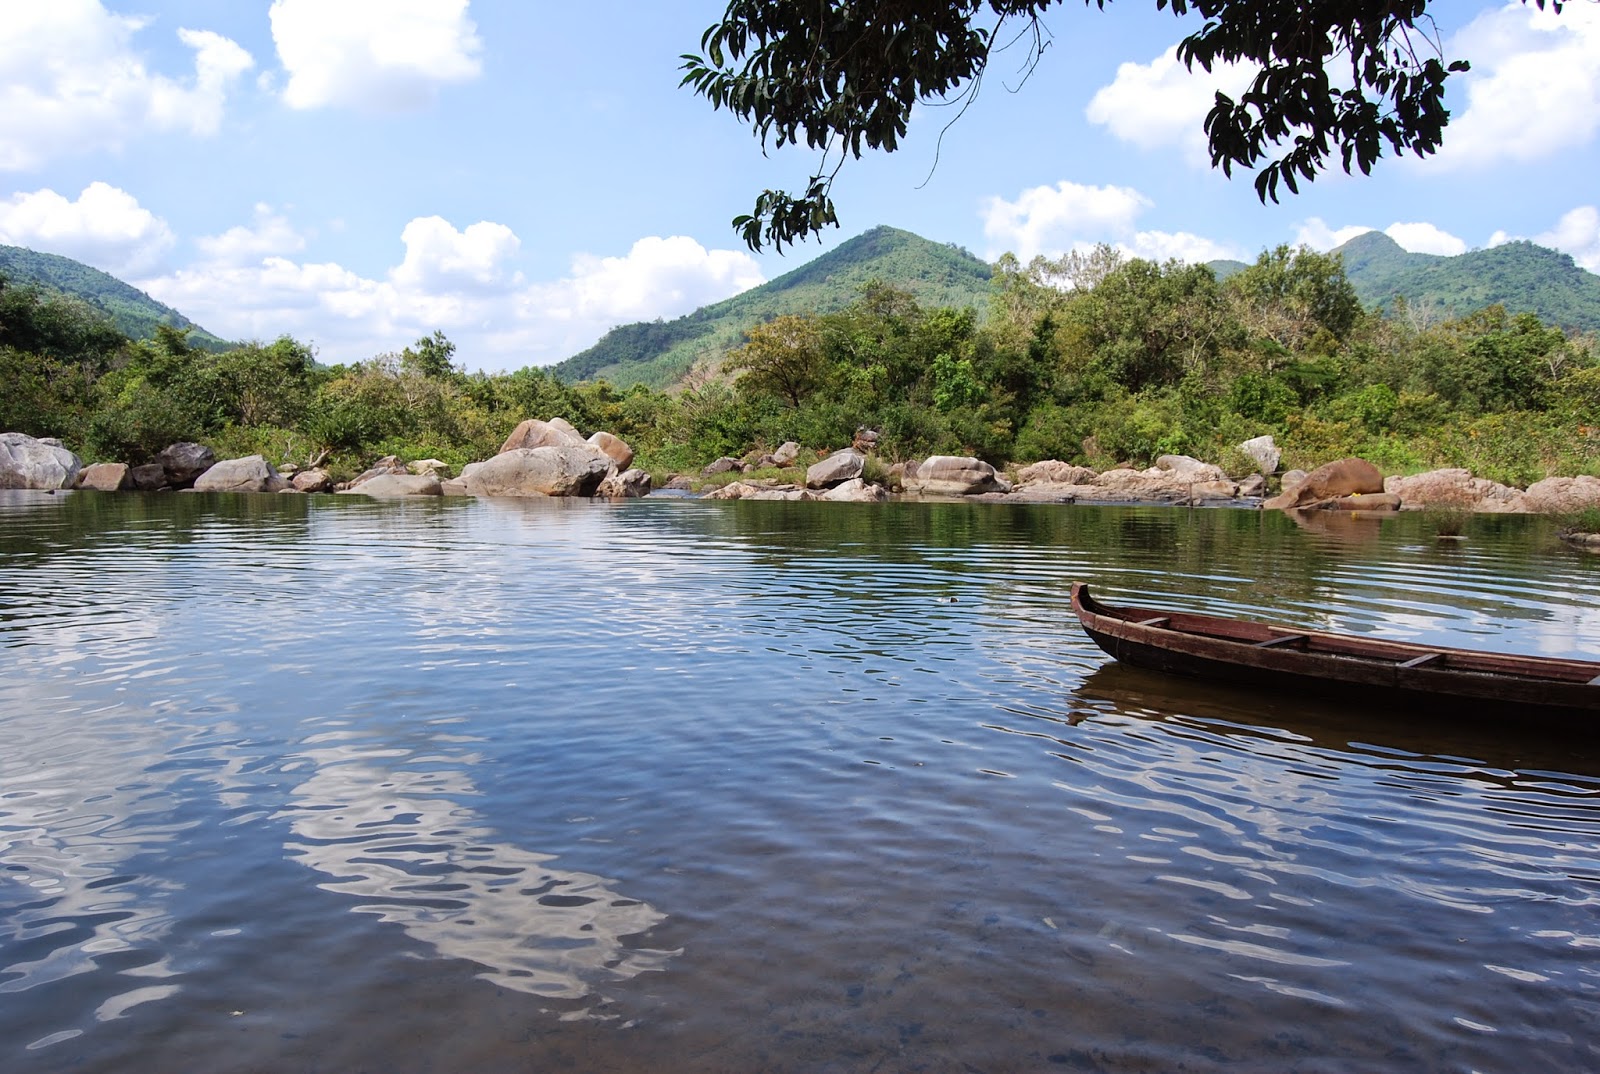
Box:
[2,1,1597,371]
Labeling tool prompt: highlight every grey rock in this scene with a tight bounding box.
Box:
[462,446,610,497]
[806,449,865,489]
[902,455,1004,496]
[155,442,215,488]
[772,441,801,466]
[597,468,652,498]
[192,455,289,493]
[339,473,442,498]
[291,468,334,493]
[1016,460,1097,486]
[1237,473,1267,498]
[0,432,82,489]
[349,456,407,488]
[820,478,887,502]
[1239,435,1281,475]
[703,457,744,475]
[129,463,168,491]
[1156,454,1227,482]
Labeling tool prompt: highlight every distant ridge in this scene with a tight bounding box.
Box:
[1330,231,1600,331]
[550,225,993,389]
[0,244,232,351]
[1210,232,1600,332]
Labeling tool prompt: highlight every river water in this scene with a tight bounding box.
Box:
[3,489,1599,1073]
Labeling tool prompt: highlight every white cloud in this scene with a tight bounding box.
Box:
[981,180,1241,264]
[982,181,1150,261]
[1383,222,1467,257]
[0,3,253,171]
[194,204,307,265]
[530,236,766,326]
[142,217,765,369]
[0,183,175,276]
[1534,206,1600,272]
[1085,45,1253,165]
[1430,1,1600,170]
[1295,218,1466,257]
[270,0,483,112]
[391,216,521,292]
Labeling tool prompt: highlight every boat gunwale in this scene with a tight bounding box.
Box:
[1069,582,1600,703]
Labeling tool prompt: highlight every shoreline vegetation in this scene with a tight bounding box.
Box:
[2,244,1597,527]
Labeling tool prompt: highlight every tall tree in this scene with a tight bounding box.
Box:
[682,0,1567,251]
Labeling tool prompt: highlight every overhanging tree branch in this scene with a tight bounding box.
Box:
[682,0,1567,252]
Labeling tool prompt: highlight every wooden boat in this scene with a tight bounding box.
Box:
[1070,582,1600,722]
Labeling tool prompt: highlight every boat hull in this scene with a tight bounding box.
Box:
[1071,583,1600,725]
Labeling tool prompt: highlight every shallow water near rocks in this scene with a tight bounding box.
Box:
[3,489,1600,1073]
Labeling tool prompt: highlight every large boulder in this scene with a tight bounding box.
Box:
[821,478,888,502]
[461,445,610,497]
[0,433,82,489]
[77,462,131,492]
[1156,455,1229,483]
[1092,466,1237,504]
[586,431,635,471]
[192,455,289,493]
[902,455,1005,496]
[1523,475,1600,514]
[703,456,745,476]
[499,418,587,454]
[129,463,168,491]
[1264,458,1384,510]
[291,468,334,493]
[1239,435,1281,475]
[772,441,801,466]
[806,449,865,489]
[339,473,442,498]
[1016,460,1097,486]
[597,468,652,498]
[155,442,215,488]
[1383,469,1527,513]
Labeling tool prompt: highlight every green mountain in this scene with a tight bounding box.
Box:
[0,244,232,351]
[1330,231,1600,331]
[550,225,993,389]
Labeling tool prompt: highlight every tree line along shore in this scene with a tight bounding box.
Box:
[2,244,1597,524]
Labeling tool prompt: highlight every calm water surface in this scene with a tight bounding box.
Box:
[3,490,1599,1073]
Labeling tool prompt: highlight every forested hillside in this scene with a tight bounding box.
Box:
[1330,232,1600,331]
[0,245,232,351]
[550,225,991,388]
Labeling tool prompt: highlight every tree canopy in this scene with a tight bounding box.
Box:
[682,0,1567,252]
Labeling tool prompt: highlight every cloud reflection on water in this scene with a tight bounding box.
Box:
[276,731,676,1009]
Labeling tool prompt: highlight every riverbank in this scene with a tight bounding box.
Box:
[7,425,1600,521]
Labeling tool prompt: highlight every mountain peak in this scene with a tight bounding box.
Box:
[549,225,991,388]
